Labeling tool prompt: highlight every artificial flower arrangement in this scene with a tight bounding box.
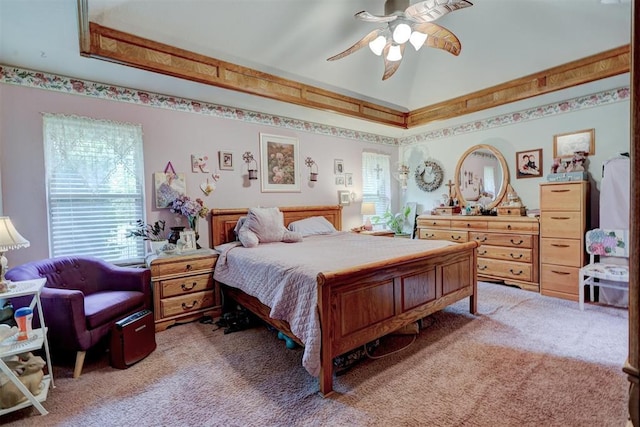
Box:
[170,195,209,229]
[126,219,167,241]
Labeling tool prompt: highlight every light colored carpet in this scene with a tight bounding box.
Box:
[1,282,629,426]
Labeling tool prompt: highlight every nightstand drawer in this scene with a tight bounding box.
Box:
[151,257,216,277]
[161,290,215,317]
[477,245,532,263]
[541,264,579,298]
[160,273,214,298]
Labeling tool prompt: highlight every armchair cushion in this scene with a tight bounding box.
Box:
[85,291,145,330]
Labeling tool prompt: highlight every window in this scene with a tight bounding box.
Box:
[361,152,391,220]
[43,114,145,263]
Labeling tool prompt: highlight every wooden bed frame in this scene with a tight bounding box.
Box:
[210,205,479,396]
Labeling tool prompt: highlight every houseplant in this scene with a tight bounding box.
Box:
[127,219,168,253]
[372,206,412,236]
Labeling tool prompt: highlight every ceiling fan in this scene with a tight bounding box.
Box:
[327,0,473,80]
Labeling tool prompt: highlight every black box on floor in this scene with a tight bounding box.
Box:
[110,309,156,369]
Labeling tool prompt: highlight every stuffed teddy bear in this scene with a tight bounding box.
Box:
[0,352,46,408]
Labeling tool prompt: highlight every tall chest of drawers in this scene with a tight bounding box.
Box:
[416,215,540,291]
[146,249,221,331]
[539,181,589,301]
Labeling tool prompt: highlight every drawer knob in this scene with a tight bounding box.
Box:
[551,270,570,275]
[181,282,197,291]
[432,221,437,225]
[478,265,488,271]
[507,224,512,230]
[181,300,199,310]
[509,269,523,276]
[476,236,487,242]
[551,189,570,193]
[428,234,435,238]
[466,223,471,228]
[479,250,487,255]
[510,239,524,245]
[510,253,523,259]
[451,235,461,241]
[185,264,193,271]
[550,216,570,220]
[551,244,570,248]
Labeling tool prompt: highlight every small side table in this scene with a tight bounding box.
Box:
[0,278,53,416]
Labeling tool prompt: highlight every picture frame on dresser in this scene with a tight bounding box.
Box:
[553,129,595,158]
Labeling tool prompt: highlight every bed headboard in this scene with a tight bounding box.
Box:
[209,205,343,247]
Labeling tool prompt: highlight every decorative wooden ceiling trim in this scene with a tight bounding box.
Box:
[81,22,629,130]
[407,45,630,127]
[83,23,409,128]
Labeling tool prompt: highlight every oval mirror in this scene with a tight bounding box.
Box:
[454,144,509,210]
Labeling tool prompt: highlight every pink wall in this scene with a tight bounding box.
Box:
[0,84,396,266]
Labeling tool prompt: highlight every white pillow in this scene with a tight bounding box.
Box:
[288,216,337,237]
[233,216,247,240]
[238,207,303,247]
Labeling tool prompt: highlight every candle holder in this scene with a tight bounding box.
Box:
[243,151,258,180]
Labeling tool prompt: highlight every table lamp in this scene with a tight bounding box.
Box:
[361,202,376,231]
[0,217,30,293]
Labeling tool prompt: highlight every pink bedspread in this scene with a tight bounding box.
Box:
[213,232,453,377]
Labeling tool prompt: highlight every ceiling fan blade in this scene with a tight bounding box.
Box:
[405,0,473,23]
[327,29,383,61]
[381,43,405,80]
[413,22,462,56]
[355,11,398,23]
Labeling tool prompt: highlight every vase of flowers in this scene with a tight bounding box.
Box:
[170,195,209,248]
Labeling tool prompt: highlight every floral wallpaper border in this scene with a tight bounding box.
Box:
[0,65,630,147]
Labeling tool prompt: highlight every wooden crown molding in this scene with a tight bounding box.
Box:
[79,18,629,129]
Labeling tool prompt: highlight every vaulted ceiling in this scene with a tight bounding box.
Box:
[0,0,632,137]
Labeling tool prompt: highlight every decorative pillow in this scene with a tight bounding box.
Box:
[287,216,337,237]
[233,216,247,240]
[238,207,303,247]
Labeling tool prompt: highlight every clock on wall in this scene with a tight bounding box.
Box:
[415,160,444,192]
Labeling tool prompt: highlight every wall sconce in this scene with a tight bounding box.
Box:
[243,151,258,180]
[305,157,318,182]
[392,163,410,191]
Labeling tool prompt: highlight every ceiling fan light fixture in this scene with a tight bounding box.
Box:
[387,44,402,62]
[369,35,387,56]
[409,31,428,51]
[392,22,412,44]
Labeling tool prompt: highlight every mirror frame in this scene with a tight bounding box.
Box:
[454,144,509,210]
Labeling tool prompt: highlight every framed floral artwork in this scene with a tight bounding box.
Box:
[553,129,595,158]
[259,133,300,192]
[516,148,543,179]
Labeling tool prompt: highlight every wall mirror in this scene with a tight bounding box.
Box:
[454,144,509,209]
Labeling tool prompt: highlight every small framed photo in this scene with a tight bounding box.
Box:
[516,149,543,179]
[335,175,345,186]
[553,129,595,158]
[344,173,353,187]
[179,230,196,251]
[191,154,209,173]
[334,159,344,174]
[338,190,351,206]
[218,151,234,171]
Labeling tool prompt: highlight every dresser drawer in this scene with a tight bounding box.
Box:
[478,258,532,282]
[160,273,214,298]
[540,238,583,267]
[540,212,583,239]
[469,232,532,249]
[477,245,532,263]
[540,183,584,211]
[487,220,537,233]
[416,218,451,228]
[451,219,488,231]
[541,264,579,298]
[160,290,215,318]
[419,228,468,242]
[150,256,217,277]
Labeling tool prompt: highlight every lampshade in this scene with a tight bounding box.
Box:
[409,31,428,51]
[368,35,386,56]
[0,217,30,251]
[361,202,377,216]
[386,45,402,62]
[0,217,30,292]
[392,23,412,44]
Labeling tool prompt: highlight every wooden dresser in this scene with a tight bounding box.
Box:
[146,249,221,331]
[417,214,540,291]
[539,181,589,301]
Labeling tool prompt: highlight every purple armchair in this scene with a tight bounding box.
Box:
[6,256,151,378]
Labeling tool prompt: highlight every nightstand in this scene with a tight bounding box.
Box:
[146,249,221,331]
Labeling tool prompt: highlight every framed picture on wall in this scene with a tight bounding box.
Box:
[338,190,351,206]
[259,133,300,192]
[516,148,543,179]
[218,150,234,171]
[553,129,595,158]
[334,159,344,174]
